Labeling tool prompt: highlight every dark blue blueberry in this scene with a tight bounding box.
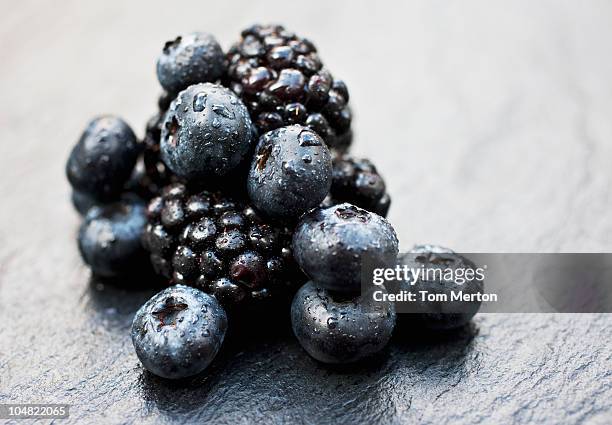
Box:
[292,203,398,293]
[156,32,226,96]
[291,281,396,364]
[71,189,142,216]
[248,125,332,220]
[66,116,139,200]
[71,190,98,215]
[398,245,483,330]
[131,285,227,379]
[78,198,147,277]
[160,83,253,182]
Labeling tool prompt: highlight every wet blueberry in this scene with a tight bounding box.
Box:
[66,116,139,201]
[291,281,396,364]
[160,83,253,182]
[157,32,226,96]
[131,285,228,379]
[78,198,147,277]
[248,125,332,220]
[398,245,484,330]
[71,190,99,215]
[293,203,399,293]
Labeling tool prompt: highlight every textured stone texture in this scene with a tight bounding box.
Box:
[1,1,611,424]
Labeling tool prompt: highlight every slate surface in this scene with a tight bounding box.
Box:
[1,1,611,424]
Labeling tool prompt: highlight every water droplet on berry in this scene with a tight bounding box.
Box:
[212,104,235,119]
[298,130,321,147]
[193,92,207,111]
[327,317,338,329]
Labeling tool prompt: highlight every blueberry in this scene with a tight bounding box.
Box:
[71,189,142,216]
[292,203,399,293]
[78,198,147,277]
[66,116,139,200]
[160,83,253,182]
[398,245,483,330]
[156,32,226,96]
[131,285,228,379]
[291,281,396,364]
[71,190,98,215]
[248,125,332,220]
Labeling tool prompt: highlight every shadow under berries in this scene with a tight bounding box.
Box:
[84,275,163,332]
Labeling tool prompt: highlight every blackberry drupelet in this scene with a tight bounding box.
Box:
[226,24,353,151]
[324,155,391,217]
[142,183,303,307]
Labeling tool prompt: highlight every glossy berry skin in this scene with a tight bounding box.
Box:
[398,245,483,330]
[156,32,226,96]
[66,116,139,201]
[131,285,227,379]
[226,24,352,151]
[325,155,391,217]
[293,204,399,293]
[70,189,143,216]
[78,198,147,277]
[71,190,98,215]
[291,281,396,364]
[160,83,253,182]
[248,125,332,220]
[142,183,304,307]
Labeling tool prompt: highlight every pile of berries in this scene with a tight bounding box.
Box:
[66,25,480,380]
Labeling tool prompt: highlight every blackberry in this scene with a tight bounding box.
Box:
[139,112,176,197]
[142,183,303,307]
[226,24,353,151]
[324,155,391,217]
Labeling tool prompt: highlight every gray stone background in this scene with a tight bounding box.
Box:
[0,0,611,423]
